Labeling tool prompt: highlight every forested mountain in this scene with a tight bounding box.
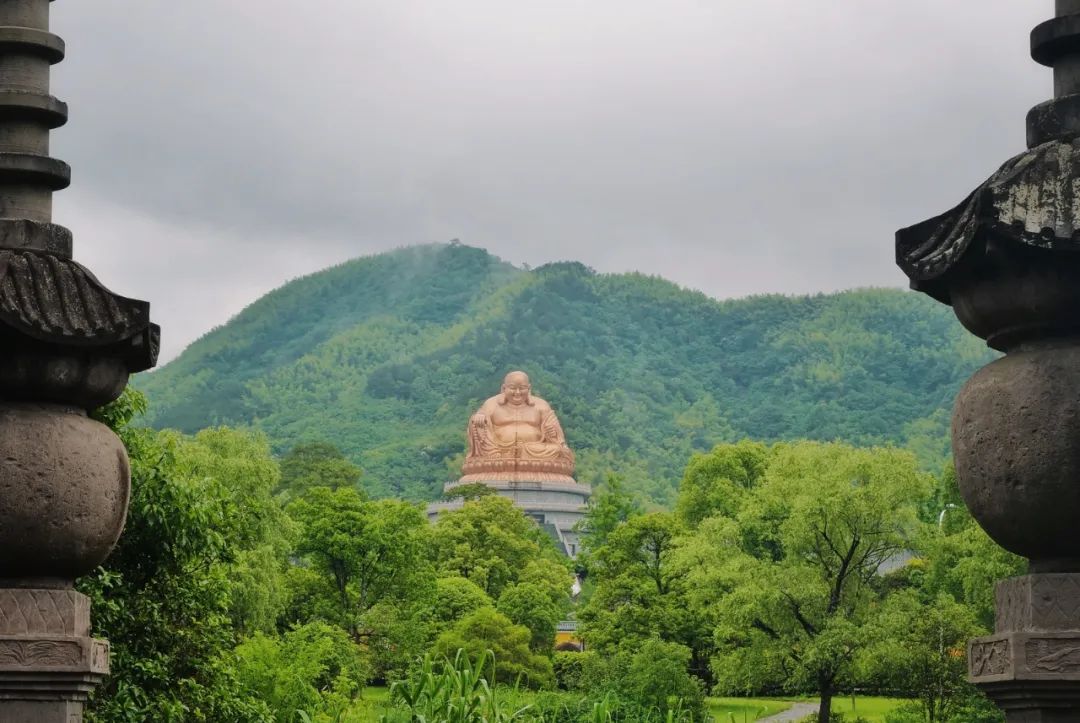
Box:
[136,242,994,504]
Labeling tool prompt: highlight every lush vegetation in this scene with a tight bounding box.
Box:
[89,248,1015,721]
[135,242,993,504]
[80,387,1019,722]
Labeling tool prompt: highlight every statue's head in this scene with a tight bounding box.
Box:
[500,370,533,406]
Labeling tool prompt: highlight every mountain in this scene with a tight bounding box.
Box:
[136,242,994,504]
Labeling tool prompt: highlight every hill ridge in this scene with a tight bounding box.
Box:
[137,242,992,503]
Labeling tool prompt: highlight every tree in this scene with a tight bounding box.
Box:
[433,608,554,688]
[579,513,713,682]
[82,390,272,721]
[862,591,984,723]
[278,441,362,498]
[430,496,558,598]
[172,427,294,634]
[497,582,563,652]
[708,442,932,723]
[429,576,495,634]
[234,621,370,722]
[578,474,641,553]
[675,440,769,527]
[287,488,433,644]
[442,482,497,502]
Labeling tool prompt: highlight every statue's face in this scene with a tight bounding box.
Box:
[502,372,531,406]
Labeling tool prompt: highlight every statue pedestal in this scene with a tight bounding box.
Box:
[971,575,1080,721]
[0,590,109,722]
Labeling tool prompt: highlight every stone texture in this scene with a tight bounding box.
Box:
[998,576,1080,633]
[896,3,1080,719]
[952,346,1080,566]
[0,590,89,637]
[0,1,158,719]
[0,403,130,585]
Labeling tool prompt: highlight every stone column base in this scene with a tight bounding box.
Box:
[971,574,1080,721]
[0,589,109,722]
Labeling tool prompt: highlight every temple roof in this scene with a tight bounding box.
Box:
[0,248,158,371]
[897,138,1080,304]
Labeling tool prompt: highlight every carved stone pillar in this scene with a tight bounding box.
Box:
[0,1,158,721]
[897,2,1080,719]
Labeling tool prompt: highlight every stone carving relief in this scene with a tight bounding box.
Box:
[0,590,89,636]
[1027,639,1080,674]
[0,640,82,668]
[970,639,1010,677]
[1031,577,1080,630]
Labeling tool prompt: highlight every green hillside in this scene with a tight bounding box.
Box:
[136,242,993,504]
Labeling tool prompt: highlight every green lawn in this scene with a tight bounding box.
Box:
[707,695,905,722]
[828,695,904,721]
[708,697,792,721]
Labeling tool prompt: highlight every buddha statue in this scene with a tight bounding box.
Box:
[462,371,576,483]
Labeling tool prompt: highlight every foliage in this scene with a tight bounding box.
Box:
[381,650,533,723]
[279,441,363,499]
[286,487,434,677]
[432,496,563,599]
[171,427,294,634]
[135,243,994,504]
[430,576,496,633]
[578,475,642,553]
[580,512,713,682]
[235,621,370,722]
[433,609,556,689]
[81,390,273,721]
[683,442,931,723]
[675,440,769,527]
[498,582,565,652]
[861,592,984,723]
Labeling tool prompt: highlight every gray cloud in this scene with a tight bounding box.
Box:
[50,1,1050,363]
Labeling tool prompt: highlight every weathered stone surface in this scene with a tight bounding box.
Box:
[0,1,155,719]
[0,590,89,637]
[998,576,1080,633]
[971,632,1080,683]
[953,345,1080,567]
[0,403,130,585]
[898,3,1080,719]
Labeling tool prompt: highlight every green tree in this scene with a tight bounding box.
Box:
[172,427,293,634]
[862,591,984,723]
[235,621,370,722]
[578,474,641,553]
[287,488,433,645]
[497,582,563,652]
[82,390,272,721]
[579,513,713,682]
[431,496,558,598]
[709,442,932,723]
[433,608,555,689]
[675,440,769,527]
[430,576,495,633]
[278,441,362,498]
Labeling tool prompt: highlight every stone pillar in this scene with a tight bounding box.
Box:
[0,1,158,721]
[897,3,1080,720]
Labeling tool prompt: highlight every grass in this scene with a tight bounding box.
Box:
[354,687,906,722]
[708,697,792,721]
[707,695,905,722]
[828,695,903,721]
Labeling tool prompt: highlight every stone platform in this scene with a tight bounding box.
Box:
[427,479,590,558]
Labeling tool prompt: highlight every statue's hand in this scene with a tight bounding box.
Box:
[470,412,488,427]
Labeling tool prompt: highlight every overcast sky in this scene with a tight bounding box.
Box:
[51,1,1049,363]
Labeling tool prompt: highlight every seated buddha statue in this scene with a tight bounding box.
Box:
[461,371,576,483]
